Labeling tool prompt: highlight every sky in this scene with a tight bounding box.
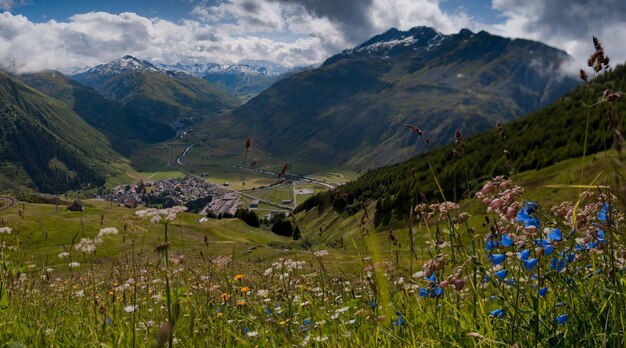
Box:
[0,0,625,73]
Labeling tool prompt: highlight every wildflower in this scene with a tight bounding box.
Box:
[236,300,245,306]
[75,290,85,297]
[68,262,80,268]
[256,289,268,297]
[234,274,244,281]
[598,203,609,223]
[0,226,12,234]
[313,250,329,258]
[490,308,505,318]
[547,228,562,242]
[538,287,548,297]
[488,254,506,265]
[550,258,565,272]
[518,249,530,261]
[220,293,229,302]
[501,234,514,247]
[425,272,437,282]
[124,305,137,313]
[495,269,508,280]
[543,245,555,256]
[517,202,539,228]
[522,258,538,271]
[240,286,250,293]
[556,314,569,325]
[75,238,98,254]
[246,331,259,337]
[58,252,70,259]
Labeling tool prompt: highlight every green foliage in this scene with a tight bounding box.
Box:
[234,208,260,228]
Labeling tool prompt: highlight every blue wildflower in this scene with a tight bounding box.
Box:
[596,230,605,243]
[495,269,508,280]
[517,202,540,228]
[547,228,563,242]
[598,203,609,223]
[551,258,565,271]
[243,327,250,334]
[394,316,406,326]
[370,301,377,309]
[105,317,111,326]
[501,234,514,247]
[536,239,551,247]
[418,288,429,297]
[522,258,538,271]
[484,275,491,283]
[431,285,443,297]
[488,253,506,265]
[543,245,555,256]
[564,252,575,263]
[576,244,586,252]
[264,308,271,315]
[490,308,506,318]
[538,287,548,297]
[518,249,530,261]
[425,273,437,282]
[508,277,516,286]
[555,302,566,307]
[556,314,569,325]
[303,319,311,326]
[486,240,501,251]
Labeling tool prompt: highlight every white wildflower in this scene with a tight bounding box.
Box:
[58,252,70,259]
[75,238,98,254]
[75,290,84,297]
[256,289,269,297]
[246,331,259,337]
[68,262,80,268]
[0,226,12,234]
[313,250,329,258]
[124,305,138,313]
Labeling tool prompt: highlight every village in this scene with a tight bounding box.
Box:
[104,175,243,217]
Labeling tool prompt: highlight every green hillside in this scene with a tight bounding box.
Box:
[295,63,626,223]
[17,70,168,150]
[0,72,123,193]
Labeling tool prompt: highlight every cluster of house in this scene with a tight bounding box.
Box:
[106,176,217,208]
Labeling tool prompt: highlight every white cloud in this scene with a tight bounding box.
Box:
[1,0,624,75]
[0,0,28,11]
[488,0,626,73]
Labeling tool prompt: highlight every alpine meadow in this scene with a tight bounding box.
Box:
[0,1,625,347]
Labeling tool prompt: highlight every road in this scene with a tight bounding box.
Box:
[0,196,17,212]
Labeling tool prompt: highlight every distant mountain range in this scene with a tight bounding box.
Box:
[61,58,299,101]
[202,26,579,172]
[71,55,241,140]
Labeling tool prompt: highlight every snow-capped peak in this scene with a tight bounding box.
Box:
[85,55,162,76]
[157,62,276,78]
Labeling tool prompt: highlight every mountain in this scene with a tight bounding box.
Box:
[72,56,240,139]
[295,64,626,223]
[0,71,122,193]
[16,70,170,150]
[157,62,285,101]
[204,27,578,172]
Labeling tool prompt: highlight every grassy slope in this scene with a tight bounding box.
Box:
[0,199,291,264]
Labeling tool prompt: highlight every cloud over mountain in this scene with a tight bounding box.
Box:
[0,0,625,73]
